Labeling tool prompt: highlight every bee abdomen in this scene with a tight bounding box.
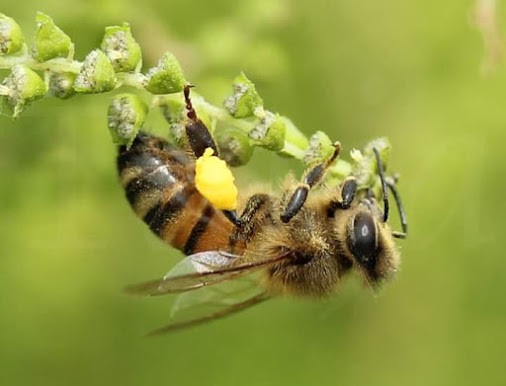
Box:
[117,133,234,253]
[118,133,194,222]
[142,185,196,234]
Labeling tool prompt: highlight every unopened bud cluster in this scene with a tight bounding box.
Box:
[0,12,186,118]
[0,65,47,117]
[108,94,148,147]
[0,14,24,55]
[0,12,394,190]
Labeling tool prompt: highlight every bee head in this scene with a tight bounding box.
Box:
[345,201,400,286]
[344,147,407,287]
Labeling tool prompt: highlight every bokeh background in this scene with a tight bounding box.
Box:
[1,1,505,385]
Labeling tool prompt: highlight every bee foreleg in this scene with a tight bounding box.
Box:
[281,142,341,223]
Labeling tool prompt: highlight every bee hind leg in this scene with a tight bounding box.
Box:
[184,85,242,227]
[183,85,220,158]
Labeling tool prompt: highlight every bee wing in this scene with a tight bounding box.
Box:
[147,276,270,335]
[125,250,290,296]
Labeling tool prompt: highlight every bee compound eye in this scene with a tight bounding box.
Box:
[349,212,377,268]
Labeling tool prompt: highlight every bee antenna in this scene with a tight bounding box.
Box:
[372,148,408,239]
[372,147,389,223]
[386,178,408,239]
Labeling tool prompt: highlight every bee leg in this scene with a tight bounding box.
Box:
[339,177,358,208]
[184,85,242,226]
[326,176,358,216]
[183,85,220,158]
[230,194,273,247]
[223,210,242,227]
[281,142,341,223]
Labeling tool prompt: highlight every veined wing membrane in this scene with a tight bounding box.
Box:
[147,273,271,335]
[125,250,291,296]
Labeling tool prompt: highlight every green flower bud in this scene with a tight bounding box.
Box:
[0,13,25,55]
[101,23,141,73]
[159,96,186,142]
[74,49,117,93]
[32,12,73,62]
[145,52,186,94]
[303,131,335,164]
[363,137,391,167]
[324,159,354,188]
[215,126,254,166]
[224,72,263,118]
[331,160,353,181]
[159,97,185,123]
[0,65,47,117]
[108,93,148,147]
[249,109,285,151]
[352,137,391,188]
[48,72,76,99]
[278,117,309,159]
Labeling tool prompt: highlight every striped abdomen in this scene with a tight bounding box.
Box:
[117,133,234,254]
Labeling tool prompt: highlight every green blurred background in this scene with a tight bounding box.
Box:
[1,1,505,385]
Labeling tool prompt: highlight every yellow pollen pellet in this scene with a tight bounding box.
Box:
[195,148,238,210]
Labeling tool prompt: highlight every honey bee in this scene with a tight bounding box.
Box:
[118,86,408,334]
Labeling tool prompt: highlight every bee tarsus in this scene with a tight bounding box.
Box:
[326,176,358,216]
